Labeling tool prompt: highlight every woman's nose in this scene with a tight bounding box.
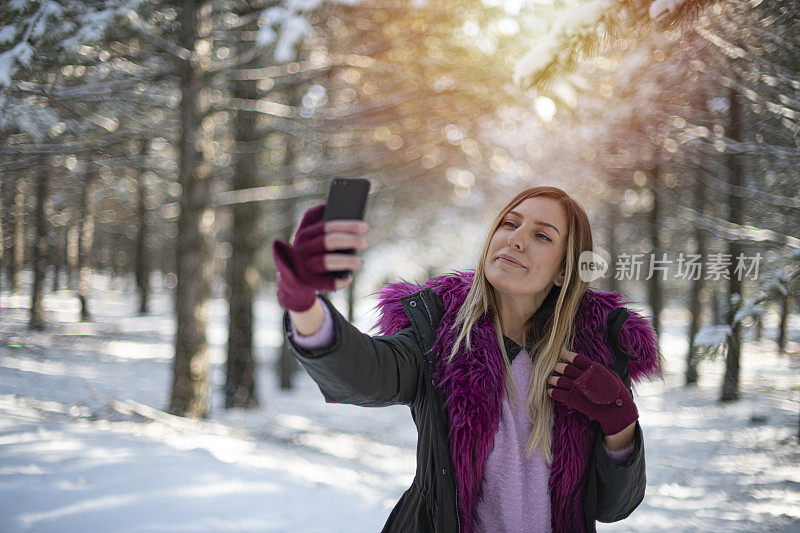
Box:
[508,231,523,250]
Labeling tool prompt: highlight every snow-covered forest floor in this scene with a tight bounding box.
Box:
[0,271,798,532]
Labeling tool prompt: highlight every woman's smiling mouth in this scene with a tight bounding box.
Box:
[497,254,526,268]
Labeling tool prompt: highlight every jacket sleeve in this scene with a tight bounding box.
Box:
[594,419,646,522]
[282,293,424,408]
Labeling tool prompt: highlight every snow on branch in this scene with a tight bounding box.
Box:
[664,192,800,251]
[0,25,18,45]
[694,266,800,361]
[513,0,613,90]
[692,324,730,360]
[0,0,148,88]
[513,0,709,90]
[694,324,732,350]
[257,0,359,63]
[0,94,59,142]
[0,41,33,86]
[649,0,690,20]
[0,0,49,88]
[0,0,150,141]
[732,297,766,325]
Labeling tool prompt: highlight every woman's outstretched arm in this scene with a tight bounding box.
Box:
[283,293,424,408]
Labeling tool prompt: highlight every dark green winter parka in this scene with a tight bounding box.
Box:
[282,270,663,532]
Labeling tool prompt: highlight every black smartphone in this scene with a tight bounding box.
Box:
[322,177,371,279]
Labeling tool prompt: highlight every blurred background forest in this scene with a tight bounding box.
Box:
[0,0,798,426]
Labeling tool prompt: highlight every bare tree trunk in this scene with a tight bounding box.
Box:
[60,223,70,290]
[9,175,26,294]
[646,166,663,343]
[278,205,298,390]
[50,224,62,292]
[606,200,619,294]
[29,163,49,330]
[66,224,79,290]
[225,12,261,409]
[754,313,763,341]
[711,286,725,325]
[777,283,791,354]
[135,139,151,314]
[98,237,111,277]
[110,236,120,287]
[78,158,97,322]
[169,0,214,418]
[278,84,305,391]
[721,85,745,403]
[0,171,4,298]
[278,237,298,390]
[685,164,707,386]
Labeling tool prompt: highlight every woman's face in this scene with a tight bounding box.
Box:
[483,196,568,300]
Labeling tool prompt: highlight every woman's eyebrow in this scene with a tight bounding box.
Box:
[507,210,561,235]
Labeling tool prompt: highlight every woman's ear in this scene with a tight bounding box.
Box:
[554,271,564,287]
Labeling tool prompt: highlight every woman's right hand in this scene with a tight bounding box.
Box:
[272,203,369,312]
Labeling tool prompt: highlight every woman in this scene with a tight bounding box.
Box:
[272,186,664,533]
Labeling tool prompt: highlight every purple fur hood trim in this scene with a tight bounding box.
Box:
[370,269,663,533]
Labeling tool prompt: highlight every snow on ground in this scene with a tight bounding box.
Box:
[0,271,798,532]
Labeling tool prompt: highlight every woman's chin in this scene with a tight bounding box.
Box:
[486,267,522,289]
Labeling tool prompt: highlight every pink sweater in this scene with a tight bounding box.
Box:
[289,297,635,532]
[474,346,551,532]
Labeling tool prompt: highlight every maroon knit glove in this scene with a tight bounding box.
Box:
[272,204,340,312]
[548,353,638,436]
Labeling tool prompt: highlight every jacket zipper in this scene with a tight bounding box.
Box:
[419,291,461,532]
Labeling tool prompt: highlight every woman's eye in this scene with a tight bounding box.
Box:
[502,222,550,242]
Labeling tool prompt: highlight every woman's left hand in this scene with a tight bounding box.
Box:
[547,350,638,436]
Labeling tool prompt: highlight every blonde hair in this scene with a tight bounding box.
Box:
[446,186,593,465]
